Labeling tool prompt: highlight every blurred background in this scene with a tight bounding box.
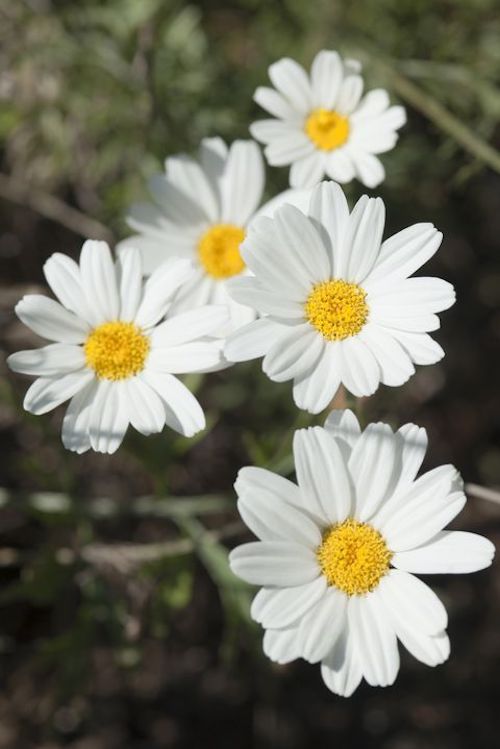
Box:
[1,1,500,747]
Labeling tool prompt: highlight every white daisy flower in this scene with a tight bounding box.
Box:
[7,240,228,454]
[250,50,406,188]
[119,137,293,335]
[225,181,455,414]
[229,410,495,697]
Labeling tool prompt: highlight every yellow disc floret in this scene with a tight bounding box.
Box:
[304,279,368,341]
[198,223,246,279]
[317,518,392,596]
[305,108,350,151]
[84,321,150,380]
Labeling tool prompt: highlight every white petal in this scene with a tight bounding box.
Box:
[148,342,223,374]
[123,377,165,435]
[251,577,326,629]
[220,140,264,226]
[238,489,322,546]
[273,204,332,282]
[357,324,415,387]
[117,246,142,321]
[149,172,207,226]
[348,422,399,521]
[365,224,443,288]
[134,258,194,329]
[292,343,342,414]
[250,119,300,144]
[370,277,456,316]
[79,240,119,324]
[263,627,300,664]
[321,628,362,697]
[263,325,323,383]
[351,89,390,121]
[336,75,364,115]
[164,154,218,223]
[391,423,428,495]
[392,530,495,574]
[150,306,228,347]
[242,218,311,299]
[43,253,92,323]
[374,463,459,526]
[227,277,303,319]
[229,541,320,586]
[253,187,312,222]
[297,587,347,662]
[289,152,325,188]
[378,469,466,551]
[351,151,385,188]
[117,233,190,276]
[344,57,362,74]
[61,380,98,453]
[377,569,447,635]
[198,136,228,193]
[325,148,356,183]
[380,491,466,551]
[125,201,173,239]
[235,466,302,510]
[243,215,314,299]
[307,181,350,278]
[88,380,129,454]
[344,195,385,283]
[310,50,343,109]
[370,309,441,334]
[353,106,406,138]
[293,426,353,524]
[167,269,213,315]
[268,57,312,113]
[264,133,314,167]
[389,330,444,365]
[338,336,380,398]
[216,289,256,335]
[24,370,93,416]
[395,627,450,668]
[324,408,361,453]
[351,126,398,155]
[348,592,400,687]
[15,295,89,344]
[8,344,85,377]
[141,370,205,437]
[253,86,299,120]
[224,318,283,362]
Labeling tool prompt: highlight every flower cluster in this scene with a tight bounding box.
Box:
[7,49,494,695]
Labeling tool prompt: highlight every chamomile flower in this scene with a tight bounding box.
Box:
[120,137,293,334]
[225,181,455,414]
[250,50,406,188]
[229,410,495,697]
[7,241,228,454]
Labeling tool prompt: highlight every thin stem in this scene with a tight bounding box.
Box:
[79,520,244,572]
[0,172,114,243]
[466,482,500,506]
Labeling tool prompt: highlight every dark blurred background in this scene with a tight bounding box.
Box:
[1,1,500,747]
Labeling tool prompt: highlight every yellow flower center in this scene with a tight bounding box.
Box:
[304,279,368,341]
[84,321,150,380]
[317,519,392,596]
[198,223,246,279]
[305,108,350,151]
